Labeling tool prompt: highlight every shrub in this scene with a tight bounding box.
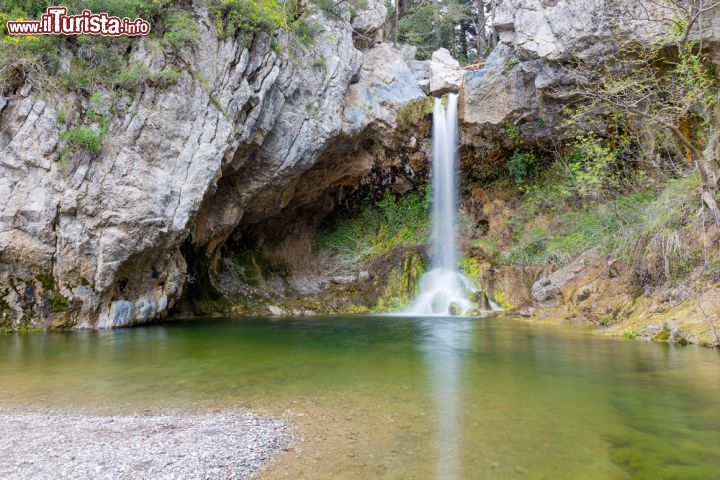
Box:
[210,0,288,40]
[566,132,621,200]
[507,150,536,185]
[163,11,201,50]
[318,187,430,270]
[503,174,699,265]
[1,1,188,94]
[115,62,182,89]
[60,125,105,155]
[505,123,521,143]
[290,17,321,47]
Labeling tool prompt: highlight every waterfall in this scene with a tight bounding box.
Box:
[408,94,497,316]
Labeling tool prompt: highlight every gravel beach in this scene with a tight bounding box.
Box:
[0,409,292,480]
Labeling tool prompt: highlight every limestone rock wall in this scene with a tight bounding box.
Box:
[460,0,720,152]
[0,5,422,330]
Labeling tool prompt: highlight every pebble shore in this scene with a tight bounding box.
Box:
[0,409,291,479]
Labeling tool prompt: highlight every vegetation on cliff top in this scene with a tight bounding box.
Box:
[0,1,192,94]
[388,0,499,63]
[0,0,364,95]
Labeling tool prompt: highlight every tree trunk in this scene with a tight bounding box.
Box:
[696,130,720,226]
[433,6,442,50]
[394,1,399,46]
[475,0,486,56]
[386,0,407,47]
[488,0,497,51]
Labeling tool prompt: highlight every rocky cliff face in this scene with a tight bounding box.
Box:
[459,0,720,155]
[0,2,424,330]
[3,0,720,332]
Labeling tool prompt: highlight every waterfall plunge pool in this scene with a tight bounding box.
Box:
[1,315,719,479]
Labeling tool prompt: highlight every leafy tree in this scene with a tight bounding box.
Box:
[568,0,720,223]
[387,0,498,62]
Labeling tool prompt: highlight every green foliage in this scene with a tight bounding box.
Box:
[50,294,69,313]
[210,0,288,40]
[36,272,54,290]
[470,237,501,258]
[571,21,719,184]
[507,150,536,185]
[566,132,622,200]
[312,55,327,69]
[319,187,430,268]
[375,252,424,312]
[516,132,633,216]
[459,257,482,288]
[314,0,368,17]
[621,329,638,339]
[35,271,68,314]
[60,126,105,155]
[55,108,67,124]
[505,123,521,144]
[503,174,699,265]
[669,17,689,40]
[675,42,718,114]
[17,324,43,334]
[224,250,287,287]
[518,163,574,215]
[493,290,514,310]
[395,0,471,60]
[208,0,322,49]
[163,11,201,50]
[57,147,72,176]
[1,1,192,94]
[503,59,519,75]
[114,62,182,89]
[290,17,321,47]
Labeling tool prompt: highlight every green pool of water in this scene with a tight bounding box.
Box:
[1,316,719,479]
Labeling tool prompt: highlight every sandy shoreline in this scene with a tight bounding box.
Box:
[0,408,292,479]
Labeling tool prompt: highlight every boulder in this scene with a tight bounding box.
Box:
[448,302,462,316]
[351,0,387,46]
[342,43,426,136]
[428,48,463,95]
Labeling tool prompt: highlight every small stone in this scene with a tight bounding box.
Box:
[331,275,357,285]
[448,302,462,316]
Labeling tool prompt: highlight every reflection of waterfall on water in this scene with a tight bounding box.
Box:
[422,318,469,478]
[409,94,498,316]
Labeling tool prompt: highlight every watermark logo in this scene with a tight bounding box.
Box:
[6,6,150,36]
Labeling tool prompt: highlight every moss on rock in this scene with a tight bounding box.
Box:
[375,250,425,312]
[396,97,433,130]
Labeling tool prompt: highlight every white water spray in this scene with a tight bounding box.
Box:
[408,94,497,316]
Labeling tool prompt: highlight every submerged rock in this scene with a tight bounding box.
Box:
[473,291,491,310]
[448,302,462,316]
